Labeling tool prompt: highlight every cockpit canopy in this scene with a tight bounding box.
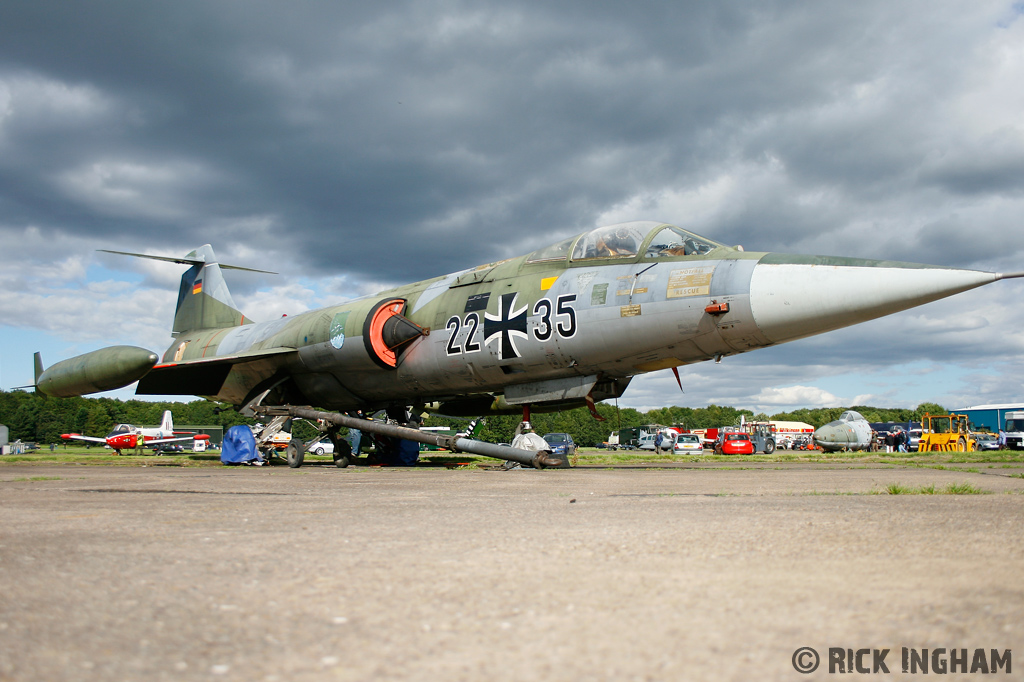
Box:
[839,411,865,422]
[526,221,723,264]
[106,424,133,437]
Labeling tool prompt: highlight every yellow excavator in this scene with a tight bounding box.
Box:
[917,413,977,452]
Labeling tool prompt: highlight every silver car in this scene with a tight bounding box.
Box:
[673,433,703,454]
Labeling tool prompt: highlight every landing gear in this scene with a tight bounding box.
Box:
[285,439,305,468]
[332,438,353,468]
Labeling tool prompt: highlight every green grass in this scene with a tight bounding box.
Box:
[880,482,986,495]
[4,444,1024,470]
[572,447,1024,466]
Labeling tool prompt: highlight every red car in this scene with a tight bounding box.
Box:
[715,433,755,455]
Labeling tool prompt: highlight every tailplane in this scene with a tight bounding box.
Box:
[99,245,275,335]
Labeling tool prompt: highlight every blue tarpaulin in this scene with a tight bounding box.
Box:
[393,438,420,466]
[221,425,263,465]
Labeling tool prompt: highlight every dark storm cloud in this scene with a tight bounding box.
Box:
[3,0,1024,407]
[10,0,1015,284]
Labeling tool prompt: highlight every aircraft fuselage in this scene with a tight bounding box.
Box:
[144,221,1001,413]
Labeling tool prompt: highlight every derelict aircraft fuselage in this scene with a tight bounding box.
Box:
[35,221,1022,428]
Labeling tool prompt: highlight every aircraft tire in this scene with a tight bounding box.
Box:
[286,439,305,468]
[332,440,352,467]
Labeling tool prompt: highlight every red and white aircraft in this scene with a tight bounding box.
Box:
[61,410,209,455]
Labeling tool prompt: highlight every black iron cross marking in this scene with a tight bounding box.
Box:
[484,293,528,360]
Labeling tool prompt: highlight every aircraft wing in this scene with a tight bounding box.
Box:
[136,347,297,396]
[60,433,109,444]
[146,434,209,446]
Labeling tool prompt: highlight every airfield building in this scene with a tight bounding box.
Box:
[954,404,1024,432]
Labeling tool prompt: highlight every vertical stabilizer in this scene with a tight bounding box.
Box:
[160,410,173,432]
[173,245,251,334]
[98,244,275,336]
[33,352,44,388]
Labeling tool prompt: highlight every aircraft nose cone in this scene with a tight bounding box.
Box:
[813,424,843,446]
[748,255,998,344]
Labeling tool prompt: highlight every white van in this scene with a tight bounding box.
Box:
[639,431,675,451]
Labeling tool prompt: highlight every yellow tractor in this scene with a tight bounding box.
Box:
[917,413,977,452]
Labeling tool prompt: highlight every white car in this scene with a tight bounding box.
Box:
[673,433,703,454]
[307,439,335,455]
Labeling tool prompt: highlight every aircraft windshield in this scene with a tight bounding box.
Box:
[839,411,864,422]
[526,234,579,263]
[644,226,720,258]
[571,222,650,260]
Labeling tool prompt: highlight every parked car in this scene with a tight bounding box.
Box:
[307,438,335,455]
[673,433,703,454]
[542,433,576,457]
[714,433,755,455]
[975,433,1001,451]
[639,430,678,451]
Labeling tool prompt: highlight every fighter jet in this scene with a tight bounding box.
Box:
[813,410,874,452]
[33,221,1023,467]
[60,409,210,455]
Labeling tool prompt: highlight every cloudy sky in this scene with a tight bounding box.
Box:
[2,1,1023,413]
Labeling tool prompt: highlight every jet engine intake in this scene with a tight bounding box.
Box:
[364,298,427,369]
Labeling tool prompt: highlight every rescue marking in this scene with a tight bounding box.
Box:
[667,267,714,298]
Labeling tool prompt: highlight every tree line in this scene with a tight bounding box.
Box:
[0,391,255,445]
[0,390,946,447]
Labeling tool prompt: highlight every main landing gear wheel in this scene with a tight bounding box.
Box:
[333,439,353,468]
[286,439,305,468]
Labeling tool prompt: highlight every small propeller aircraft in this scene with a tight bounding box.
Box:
[33,220,1024,468]
[813,410,874,452]
[60,409,209,455]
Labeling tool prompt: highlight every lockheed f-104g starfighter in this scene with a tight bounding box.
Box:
[33,221,1024,467]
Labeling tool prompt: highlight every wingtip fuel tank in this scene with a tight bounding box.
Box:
[36,346,159,398]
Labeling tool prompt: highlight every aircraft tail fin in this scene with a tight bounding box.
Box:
[99,245,275,335]
[33,352,44,388]
[160,410,173,432]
